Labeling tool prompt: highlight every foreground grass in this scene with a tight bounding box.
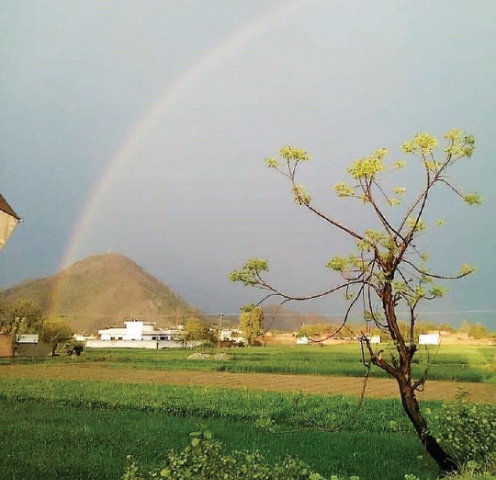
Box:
[1,344,494,479]
[0,379,444,480]
[7,343,495,383]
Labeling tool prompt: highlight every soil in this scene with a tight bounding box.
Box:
[1,363,495,403]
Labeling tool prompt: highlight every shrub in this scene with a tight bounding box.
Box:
[427,392,496,473]
[122,428,349,480]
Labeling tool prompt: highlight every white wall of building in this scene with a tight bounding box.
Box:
[123,320,144,340]
[419,333,440,345]
[99,328,127,341]
[86,339,184,349]
[15,334,39,344]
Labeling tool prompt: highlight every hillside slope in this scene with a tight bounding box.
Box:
[1,253,199,333]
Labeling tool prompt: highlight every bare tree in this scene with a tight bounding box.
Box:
[229,130,481,472]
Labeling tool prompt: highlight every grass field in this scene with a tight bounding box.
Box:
[7,343,496,383]
[0,344,494,480]
[0,381,443,480]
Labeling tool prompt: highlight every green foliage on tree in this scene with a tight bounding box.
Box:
[184,318,214,345]
[296,323,322,340]
[0,299,45,335]
[462,321,489,339]
[0,299,8,324]
[437,323,455,333]
[229,129,482,473]
[238,306,264,346]
[40,317,73,356]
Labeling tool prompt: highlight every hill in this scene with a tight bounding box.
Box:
[0,253,199,333]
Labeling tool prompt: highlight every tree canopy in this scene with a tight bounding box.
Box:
[238,306,264,346]
[0,299,45,336]
[184,318,213,344]
[41,317,73,356]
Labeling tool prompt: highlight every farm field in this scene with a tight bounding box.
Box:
[5,343,495,383]
[0,344,494,480]
[0,378,449,480]
[1,363,495,403]
[0,393,441,480]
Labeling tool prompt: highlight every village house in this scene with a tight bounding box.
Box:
[218,328,245,345]
[86,319,184,349]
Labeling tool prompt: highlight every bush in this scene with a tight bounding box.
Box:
[122,428,347,480]
[427,392,496,473]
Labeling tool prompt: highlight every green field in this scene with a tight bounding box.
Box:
[8,343,496,383]
[0,380,443,480]
[0,344,495,480]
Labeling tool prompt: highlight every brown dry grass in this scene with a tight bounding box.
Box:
[1,363,495,403]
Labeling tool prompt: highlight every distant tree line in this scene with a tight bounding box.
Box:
[295,319,493,341]
[0,298,74,355]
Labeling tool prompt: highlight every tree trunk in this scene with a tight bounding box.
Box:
[397,379,458,473]
[378,282,459,473]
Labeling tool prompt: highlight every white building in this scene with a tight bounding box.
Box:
[219,328,245,345]
[367,335,381,344]
[98,319,181,342]
[86,319,185,349]
[419,333,440,345]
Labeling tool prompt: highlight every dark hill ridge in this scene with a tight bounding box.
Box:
[1,253,199,333]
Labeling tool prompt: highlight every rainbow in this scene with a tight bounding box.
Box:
[48,0,309,318]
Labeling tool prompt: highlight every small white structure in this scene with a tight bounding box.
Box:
[419,333,440,345]
[219,328,245,344]
[15,334,39,344]
[356,335,381,344]
[296,336,310,344]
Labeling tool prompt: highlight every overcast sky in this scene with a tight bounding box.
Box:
[2,0,495,327]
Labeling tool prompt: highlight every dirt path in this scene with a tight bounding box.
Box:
[1,363,495,403]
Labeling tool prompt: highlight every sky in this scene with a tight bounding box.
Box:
[1,0,495,328]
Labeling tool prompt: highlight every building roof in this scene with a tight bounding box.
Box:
[0,193,21,220]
